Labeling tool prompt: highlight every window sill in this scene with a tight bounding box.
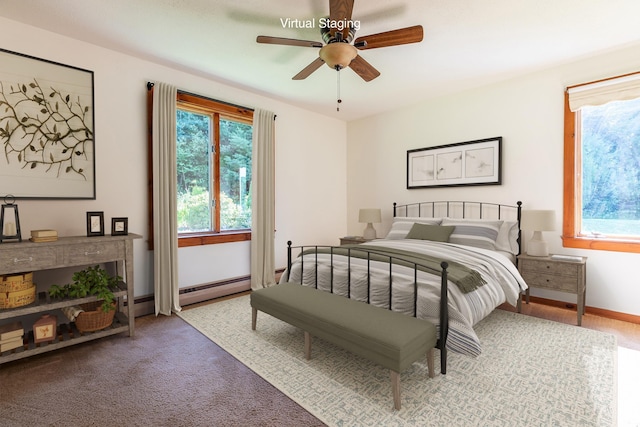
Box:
[178,231,251,247]
[562,235,640,253]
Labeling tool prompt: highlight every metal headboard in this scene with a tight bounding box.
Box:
[393,200,523,255]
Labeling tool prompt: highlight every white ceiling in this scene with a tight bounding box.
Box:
[2,0,640,121]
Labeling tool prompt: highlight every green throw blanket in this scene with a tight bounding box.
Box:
[300,244,486,294]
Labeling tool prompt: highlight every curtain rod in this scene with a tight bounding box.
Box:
[146,81,258,114]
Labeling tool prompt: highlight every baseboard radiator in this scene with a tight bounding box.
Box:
[132,270,284,317]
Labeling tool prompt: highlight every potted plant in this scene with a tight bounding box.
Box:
[49,265,121,313]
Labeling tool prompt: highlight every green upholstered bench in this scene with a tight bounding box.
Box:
[250,282,439,410]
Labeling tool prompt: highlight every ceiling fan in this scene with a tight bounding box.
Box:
[256,0,423,82]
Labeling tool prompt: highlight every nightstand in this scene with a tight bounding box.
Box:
[517,254,587,326]
[339,236,371,245]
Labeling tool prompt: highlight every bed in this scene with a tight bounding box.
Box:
[281,201,529,358]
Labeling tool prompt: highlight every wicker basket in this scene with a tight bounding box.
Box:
[75,301,116,333]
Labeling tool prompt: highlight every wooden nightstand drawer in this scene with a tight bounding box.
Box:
[520,271,578,293]
[520,259,580,279]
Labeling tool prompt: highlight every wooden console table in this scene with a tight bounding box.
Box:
[0,233,140,364]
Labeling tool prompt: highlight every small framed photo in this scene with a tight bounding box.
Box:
[111,217,128,236]
[86,211,104,237]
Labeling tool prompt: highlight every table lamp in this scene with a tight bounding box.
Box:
[359,208,381,240]
[521,210,556,256]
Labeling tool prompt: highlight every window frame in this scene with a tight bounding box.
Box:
[147,87,253,249]
[562,89,640,253]
[176,92,253,247]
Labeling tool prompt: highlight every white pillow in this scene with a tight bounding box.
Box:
[496,220,520,255]
[385,217,442,240]
[441,218,503,250]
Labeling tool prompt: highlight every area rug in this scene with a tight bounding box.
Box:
[178,295,617,427]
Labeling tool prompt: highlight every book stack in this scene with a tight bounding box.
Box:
[30,229,58,243]
[0,321,24,352]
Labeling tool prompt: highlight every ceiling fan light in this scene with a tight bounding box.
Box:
[319,43,357,69]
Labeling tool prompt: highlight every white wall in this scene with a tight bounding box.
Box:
[1,17,348,298]
[347,43,640,317]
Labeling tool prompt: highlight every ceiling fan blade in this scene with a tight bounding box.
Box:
[257,36,323,48]
[354,25,424,50]
[348,55,380,82]
[329,0,354,21]
[329,0,354,39]
[292,57,325,80]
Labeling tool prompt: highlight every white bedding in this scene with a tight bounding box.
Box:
[282,238,528,357]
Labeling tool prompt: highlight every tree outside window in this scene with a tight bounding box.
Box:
[580,98,640,237]
[564,76,640,253]
[175,93,252,241]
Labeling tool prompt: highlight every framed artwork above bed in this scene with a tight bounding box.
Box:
[407,137,502,189]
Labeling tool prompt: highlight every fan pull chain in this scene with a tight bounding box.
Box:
[336,69,342,112]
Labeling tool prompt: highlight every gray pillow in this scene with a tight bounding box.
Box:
[405,223,455,242]
[441,218,503,250]
[385,218,442,239]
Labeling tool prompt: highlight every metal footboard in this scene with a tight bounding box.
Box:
[285,241,449,373]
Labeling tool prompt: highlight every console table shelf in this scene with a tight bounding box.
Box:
[0,285,127,319]
[0,234,140,364]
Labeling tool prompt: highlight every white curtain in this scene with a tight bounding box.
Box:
[250,109,276,290]
[152,82,181,315]
[567,72,640,111]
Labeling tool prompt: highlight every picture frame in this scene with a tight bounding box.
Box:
[111,217,128,236]
[0,48,95,199]
[407,137,502,189]
[86,211,104,237]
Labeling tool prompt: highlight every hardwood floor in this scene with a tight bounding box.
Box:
[499,300,640,350]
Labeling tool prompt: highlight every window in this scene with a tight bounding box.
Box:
[176,92,253,246]
[563,73,640,253]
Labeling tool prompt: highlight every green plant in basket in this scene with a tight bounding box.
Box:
[49,265,122,312]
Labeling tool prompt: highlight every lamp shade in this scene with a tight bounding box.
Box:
[520,210,556,231]
[358,209,381,224]
[319,43,358,69]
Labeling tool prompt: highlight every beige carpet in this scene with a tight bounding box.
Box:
[179,295,618,427]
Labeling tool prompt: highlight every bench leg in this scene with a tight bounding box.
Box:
[304,331,312,360]
[391,370,401,410]
[426,347,435,378]
[251,307,257,331]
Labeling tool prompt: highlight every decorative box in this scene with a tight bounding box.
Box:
[33,314,57,344]
[0,272,33,293]
[0,283,36,309]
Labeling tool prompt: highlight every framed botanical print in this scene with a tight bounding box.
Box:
[407,137,502,189]
[111,217,128,236]
[0,48,95,199]
[86,211,104,237]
